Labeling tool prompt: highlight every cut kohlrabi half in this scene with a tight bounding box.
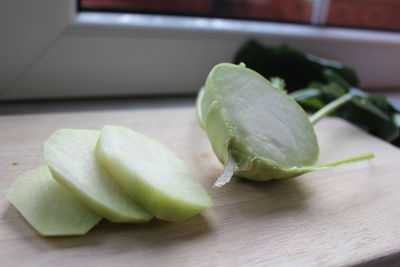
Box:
[7,166,102,236]
[44,129,152,223]
[96,125,213,223]
[197,63,374,187]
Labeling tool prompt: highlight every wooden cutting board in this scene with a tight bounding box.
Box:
[1,101,400,266]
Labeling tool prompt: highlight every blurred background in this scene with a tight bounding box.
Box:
[1,0,400,101]
[81,0,400,31]
[2,0,400,146]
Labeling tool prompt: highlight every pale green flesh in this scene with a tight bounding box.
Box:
[198,63,374,184]
[96,125,213,223]
[44,129,152,223]
[207,63,319,168]
[7,166,102,236]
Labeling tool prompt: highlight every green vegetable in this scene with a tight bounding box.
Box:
[233,40,400,146]
[234,40,358,91]
[7,166,102,236]
[96,125,213,222]
[292,69,400,143]
[44,129,152,223]
[197,63,373,187]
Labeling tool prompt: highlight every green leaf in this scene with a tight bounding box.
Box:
[290,88,328,110]
[233,40,359,92]
[350,96,390,121]
[323,69,351,90]
[233,39,400,146]
[294,72,400,143]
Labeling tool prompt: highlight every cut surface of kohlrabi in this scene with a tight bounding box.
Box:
[44,129,152,223]
[7,166,102,236]
[197,63,374,187]
[96,125,213,223]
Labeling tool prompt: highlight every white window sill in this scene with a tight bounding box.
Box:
[2,7,400,100]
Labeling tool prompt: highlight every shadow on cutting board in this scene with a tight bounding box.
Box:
[208,176,311,222]
[4,172,310,253]
[3,204,214,251]
[3,179,309,249]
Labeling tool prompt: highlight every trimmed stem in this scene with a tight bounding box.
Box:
[213,156,236,188]
[309,92,353,125]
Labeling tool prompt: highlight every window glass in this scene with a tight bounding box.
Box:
[80,0,313,23]
[327,0,400,31]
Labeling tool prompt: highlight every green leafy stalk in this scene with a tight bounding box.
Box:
[309,93,353,125]
[300,152,375,172]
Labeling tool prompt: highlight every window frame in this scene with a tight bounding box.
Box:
[1,0,400,100]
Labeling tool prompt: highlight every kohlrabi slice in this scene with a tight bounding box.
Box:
[95,125,213,223]
[8,166,102,236]
[197,63,374,187]
[44,129,152,223]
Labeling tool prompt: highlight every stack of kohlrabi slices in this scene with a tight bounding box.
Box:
[8,126,212,236]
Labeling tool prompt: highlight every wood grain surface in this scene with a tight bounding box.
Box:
[1,102,400,266]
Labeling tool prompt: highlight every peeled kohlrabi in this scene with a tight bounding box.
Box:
[44,129,152,223]
[96,125,213,223]
[197,63,374,187]
[7,166,102,236]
